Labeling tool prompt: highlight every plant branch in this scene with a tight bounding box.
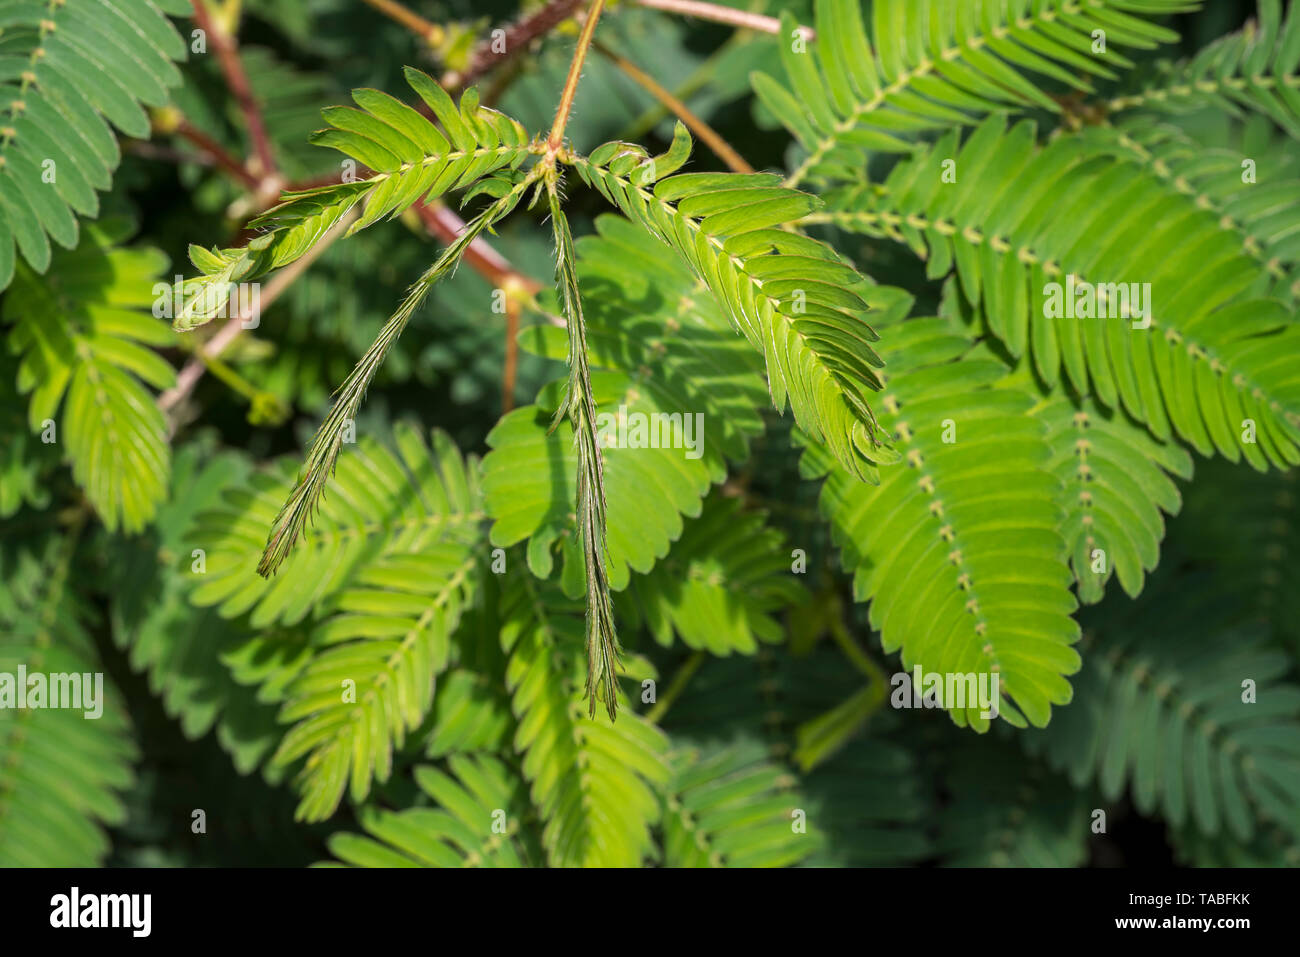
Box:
[502,295,521,413]
[257,175,538,577]
[645,652,704,724]
[159,207,360,430]
[632,0,812,39]
[413,204,541,413]
[190,0,280,188]
[359,0,444,44]
[547,0,610,153]
[443,0,585,91]
[828,616,887,688]
[593,39,753,174]
[414,203,542,297]
[174,118,262,190]
[617,29,747,142]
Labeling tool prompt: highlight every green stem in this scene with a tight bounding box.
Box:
[646,652,705,724]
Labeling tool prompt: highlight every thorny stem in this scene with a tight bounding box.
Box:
[360,0,444,44]
[633,0,813,39]
[593,39,753,174]
[546,0,610,155]
[190,0,280,190]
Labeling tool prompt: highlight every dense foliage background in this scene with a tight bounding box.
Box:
[1,0,1296,868]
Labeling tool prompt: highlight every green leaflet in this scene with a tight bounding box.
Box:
[621,493,808,655]
[1169,458,1300,659]
[173,69,535,331]
[662,740,817,867]
[752,0,1193,188]
[936,733,1091,867]
[570,125,893,483]
[661,650,930,866]
[799,732,932,866]
[1074,119,1300,303]
[545,179,620,722]
[0,0,187,291]
[1109,0,1300,139]
[1036,393,1194,604]
[104,443,288,777]
[497,576,670,867]
[186,425,484,821]
[819,115,1300,468]
[1023,570,1300,842]
[482,215,768,591]
[255,179,529,580]
[0,538,137,867]
[322,757,542,867]
[0,350,55,519]
[2,226,175,533]
[801,303,1080,730]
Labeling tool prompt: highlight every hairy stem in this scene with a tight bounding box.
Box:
[547,0,610,153]
[414,203,542,297]
[173,118,261,190]
[503,296,520,413]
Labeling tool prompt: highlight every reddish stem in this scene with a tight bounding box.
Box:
[176,119,260,190]
[190,0,280,185]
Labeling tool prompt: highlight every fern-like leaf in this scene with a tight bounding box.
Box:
[323,757,541,867]
[817,115,1300,467]
[0,538,137,866]
[753,0,1193,188]
[482,215,768,590]
[2,225,174,532]
[175,69,535,330]
[188,425,484,821]
[1076,120,1300,302]
[105,443,286,776]
[1023,571,1300,841]
[622,493,807,655]
[1108,0,1300,137]
[662,740,816,867]
[801,298,1080,730]
[1037,392,1193,603]
[256,177,530,578]
[498,577,670,866]
[569,123,893,483]
[936,733,1090,867]
[0,0,186,290]
[545,176,621,721]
